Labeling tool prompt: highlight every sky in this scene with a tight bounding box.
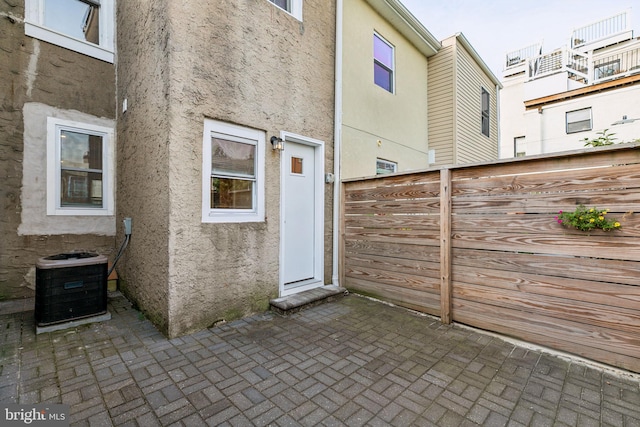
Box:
[400,0,637,78]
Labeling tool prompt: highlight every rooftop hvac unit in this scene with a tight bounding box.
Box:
[35,252,108,329]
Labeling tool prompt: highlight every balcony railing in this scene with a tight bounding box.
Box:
[505,43,542,68]
[526,48,589,82]
[571,10,629,49]
[592,47,640,83]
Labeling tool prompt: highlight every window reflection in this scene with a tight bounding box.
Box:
[43,0,99,45]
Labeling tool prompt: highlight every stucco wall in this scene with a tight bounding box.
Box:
[0,1,116,300]
[117,1,336,337]
[115,0,172,333]
[341,0,429,179]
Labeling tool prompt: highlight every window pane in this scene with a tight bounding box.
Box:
[211,178,253,209]
[44,0,100,45]
[566,108,592,133]
[374,35,393,68]
[376,159,397,175]
[291,157,303,174]
[61,130,103,170]
[374,63,392,92]
[268,0,290,11]
[61,170,103,207]
[212,137,255,177]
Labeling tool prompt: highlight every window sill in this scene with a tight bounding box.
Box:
[202,211,265,224]
[25,22,114,63]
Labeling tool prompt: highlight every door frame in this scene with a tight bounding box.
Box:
[279,131,325,297]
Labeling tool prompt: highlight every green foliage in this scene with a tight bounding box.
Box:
[555,205,621,232]
[582,129,618,147]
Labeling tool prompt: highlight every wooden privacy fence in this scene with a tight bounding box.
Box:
[341,143,640,373]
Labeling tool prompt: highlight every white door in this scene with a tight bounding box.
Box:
[281,137,324,295]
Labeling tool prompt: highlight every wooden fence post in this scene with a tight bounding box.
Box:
[440,168,452,324]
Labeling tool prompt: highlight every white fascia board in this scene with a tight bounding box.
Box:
[364,0,441,57]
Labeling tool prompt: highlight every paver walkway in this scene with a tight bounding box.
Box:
[1,292,639,426]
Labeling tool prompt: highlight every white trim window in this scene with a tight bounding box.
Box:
[46,118,114,216]
[481,88,490,137]
[25,0,115,63]
[202,119,265,223]
[267,0,303,21]
[374,33,395,93]
[514,136,526,157]
[566,108,592,133]
[376,158,397,175]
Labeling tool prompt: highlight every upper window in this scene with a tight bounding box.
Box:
[481,88,490,137]
[514,136,526,157]
[47,118,114,216]
[25,0,115,63]
[374,33,394,93]
[267,0,303,21]
[566,108,592,134]
[376,158,397,175]
[202,119,265,223]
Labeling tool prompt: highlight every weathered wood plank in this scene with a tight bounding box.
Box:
[345,215,440,230]
[451,147,640,180]
[345,182,440,202]
[345,230,440,247]
[344,240,440,262]
[451,213,640,238]
[343,172,440,191]
[452,265,640,311]
[345,253,440,278]
[453,282,640,334]
[441,168,452,324]
[451,163,640,197]
[344,198,440,215]
[345,264,439,293]
[450,188,640,214]
[345,277,440,315]
[451,231,640,261]
[452,248,640,287]
[452,299,640,372]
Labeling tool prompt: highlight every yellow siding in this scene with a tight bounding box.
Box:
[427,45,455,166]
[454,42,499,164]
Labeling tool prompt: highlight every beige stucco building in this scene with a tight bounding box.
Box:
[340,0,440,179]
[340,0,501,179]
[116,1,337,337]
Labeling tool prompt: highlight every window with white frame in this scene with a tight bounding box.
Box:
[376,158,397,175]
[481,88,490,137]
[47,117,114,215]
[374,33,394,93]
[266,0,303,21]
[202,119,265,223]
[25,0,115,63]
[514,136,526,157]
[566,108,592,133]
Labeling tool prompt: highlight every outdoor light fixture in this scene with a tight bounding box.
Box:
[611,115,639,125]
[270,136,284,151]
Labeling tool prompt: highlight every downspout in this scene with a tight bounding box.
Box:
[496,83,501,158]
[332,0,343,287]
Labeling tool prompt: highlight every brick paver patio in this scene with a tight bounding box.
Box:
[1,292,639,426]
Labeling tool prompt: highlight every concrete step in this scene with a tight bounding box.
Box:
[269,285,349,316]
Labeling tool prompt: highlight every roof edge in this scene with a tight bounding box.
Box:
[365,0,441,57]
[452,32,502,88]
